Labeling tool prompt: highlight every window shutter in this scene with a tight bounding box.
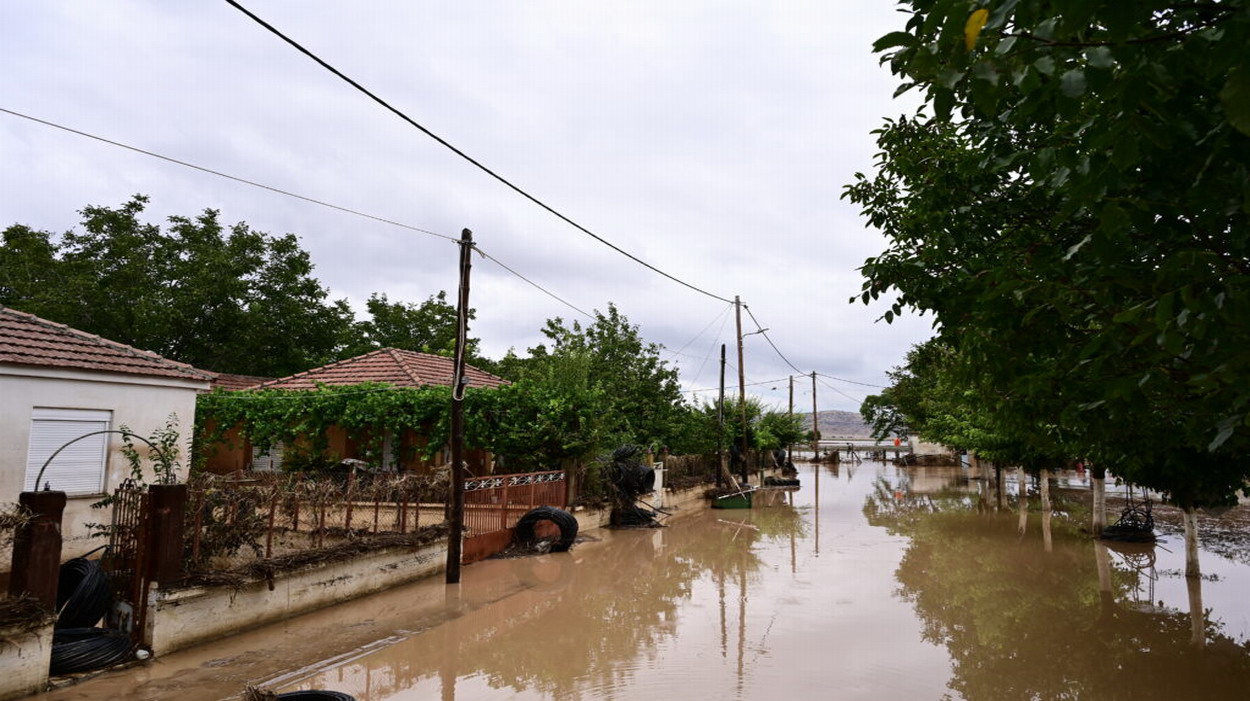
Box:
[250,441,285,472]
[24,409,112,495]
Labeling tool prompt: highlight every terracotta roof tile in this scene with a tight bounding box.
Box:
[209,372,273,391]
[0,306,215,382]
[253,348,507,391]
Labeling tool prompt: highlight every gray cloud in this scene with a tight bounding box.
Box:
[0,0,931,411]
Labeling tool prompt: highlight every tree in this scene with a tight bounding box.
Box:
[523,304,686,449]
[1,196,354,376]
[343,291,482,361]
[849,2,1250,525]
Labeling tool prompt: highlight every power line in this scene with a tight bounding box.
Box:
[475,246,594,320]
[0,107,455,243]
[743,305,807,377]
[225,0,734,306]
[816,375,864,405]
[1,106,606,329]
[814,372,886,389]
[666,301,734,360]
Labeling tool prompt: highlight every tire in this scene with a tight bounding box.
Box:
[513,506,579,552]
[276,692,356,700]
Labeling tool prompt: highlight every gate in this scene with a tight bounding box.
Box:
[462,470,566,564]
[102,478,152,643]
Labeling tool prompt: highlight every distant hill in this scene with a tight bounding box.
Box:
[801,410,873,439]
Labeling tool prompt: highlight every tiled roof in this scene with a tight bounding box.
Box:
[253,348,507,391]
[209,372,272,391]
[0,306,214,382]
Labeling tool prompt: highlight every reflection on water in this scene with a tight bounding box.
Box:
[36,462,1250,701]
[865,466,1250,700]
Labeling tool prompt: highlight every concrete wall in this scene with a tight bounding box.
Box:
[146,539,446,656]
[144,481,716,657]
[0,622,53,701]
[0,365,207,568]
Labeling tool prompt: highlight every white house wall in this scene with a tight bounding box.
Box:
[0,365,207,568]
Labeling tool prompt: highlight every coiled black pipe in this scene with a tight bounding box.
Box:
[55,557,111,629]
[276,692,356,700]
[50,628,132,675]
[513,506,579,552]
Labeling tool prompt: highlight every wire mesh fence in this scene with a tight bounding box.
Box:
[185,471,445,571]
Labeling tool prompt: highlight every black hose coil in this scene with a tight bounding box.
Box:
[50,627,132,675]
[513,506,579,552]
[55,557,111,629]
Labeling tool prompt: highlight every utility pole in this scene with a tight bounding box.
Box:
[735,296,748,486]
[717,343,726,488]
[810,371,819,460]
[787,375,794,465]
[446,228,473,584]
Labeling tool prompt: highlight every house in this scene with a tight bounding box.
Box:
[0,306,214,565]
[200,347,507,475]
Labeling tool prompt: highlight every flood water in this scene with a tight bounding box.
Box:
[37,461,1250,700]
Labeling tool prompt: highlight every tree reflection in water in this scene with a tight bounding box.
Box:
[864,475,1250,700]
[289,505,788,700]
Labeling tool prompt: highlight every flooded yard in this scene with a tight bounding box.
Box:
[37,461,1250,700]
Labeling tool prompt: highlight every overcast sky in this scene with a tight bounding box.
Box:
[0,1,933,412]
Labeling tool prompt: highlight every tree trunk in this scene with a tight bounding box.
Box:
[995,464,1005,512]
[1183,505,1201,578]
[1094,541,1114,616]
[1187,569,1206,648]
[1017,467,1028,536]
[1091,465,1107,535]
[1040,468,1052,552]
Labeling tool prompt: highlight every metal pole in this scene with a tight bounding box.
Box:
[717,343,726,488]
[787,375,794,465]
[811,371,818,459]
[735,297,748,485]
[446,228,473,584]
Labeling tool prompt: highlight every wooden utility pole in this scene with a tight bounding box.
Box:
[717,343,726,488]
[810,371,819,459]
[446,228,473,584]
[735,296,748,485]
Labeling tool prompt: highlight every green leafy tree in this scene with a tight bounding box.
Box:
[1,195,354,376]
[523,304,686,449]
[849,2,1250,516]
[344,291,482,361]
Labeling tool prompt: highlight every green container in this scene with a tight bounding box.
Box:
[712,492,753,509]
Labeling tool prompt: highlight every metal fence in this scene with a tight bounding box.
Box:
[462,470,567,537]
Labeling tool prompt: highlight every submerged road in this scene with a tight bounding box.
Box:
[34,461,1250,700]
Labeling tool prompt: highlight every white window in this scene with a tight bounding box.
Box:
[24,408,112,495]
[250,441,285,472]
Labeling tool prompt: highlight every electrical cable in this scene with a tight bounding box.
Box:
[743,305,808,377]
[686,305,735,389]
[814,372,887,389]
[0,107,455,243]
[666,302,734,360]
[0,108,600,334]
[225,0,734,305]
[816,375,864,404]
[475,246,595,320]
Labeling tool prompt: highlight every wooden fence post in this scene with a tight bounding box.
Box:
[8,490,67,610]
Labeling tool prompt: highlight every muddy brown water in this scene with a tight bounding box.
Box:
[35,462,1250,700]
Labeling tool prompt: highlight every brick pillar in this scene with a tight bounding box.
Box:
[147,483,187,589]
[8,490,67,610]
